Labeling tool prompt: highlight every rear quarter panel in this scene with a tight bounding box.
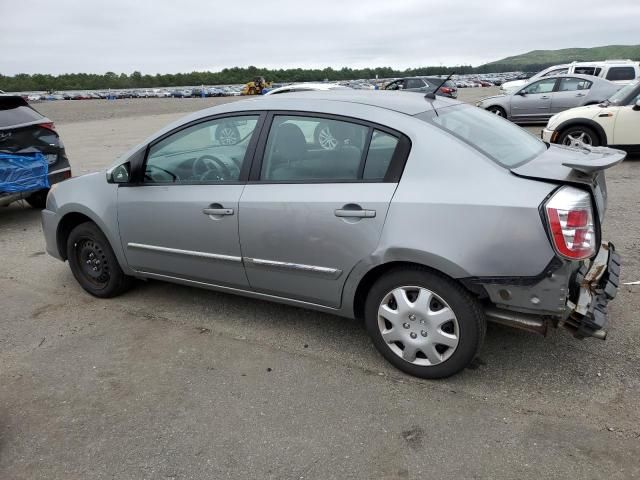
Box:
[377,124,558,278]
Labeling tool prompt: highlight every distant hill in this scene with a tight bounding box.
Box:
[484,45,640,68]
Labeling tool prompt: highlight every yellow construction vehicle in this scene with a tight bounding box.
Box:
[241,76,272,95]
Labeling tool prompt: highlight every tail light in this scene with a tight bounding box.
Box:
[39,122,56,132]
[544,186,596,260]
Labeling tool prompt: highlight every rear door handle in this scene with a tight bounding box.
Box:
[203,207,234,216]
[335,208,376,218]
[540,96,550,99]
[575,93,586,97]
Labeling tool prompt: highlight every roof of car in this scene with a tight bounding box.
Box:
[241,90,454,115]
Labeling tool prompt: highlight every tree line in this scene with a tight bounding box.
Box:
[0,64,560,92]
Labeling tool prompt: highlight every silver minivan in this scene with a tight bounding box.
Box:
[41,91,622,378]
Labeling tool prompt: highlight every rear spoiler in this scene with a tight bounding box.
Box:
[561,146,626,174]
[0,95,29,110]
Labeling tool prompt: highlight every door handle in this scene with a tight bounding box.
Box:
[540,96,550,99]
[335,208,376,218]
[203,207,234,216]
[575,93,586,97]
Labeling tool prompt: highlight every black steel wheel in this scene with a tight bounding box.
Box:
[66,222,133,298]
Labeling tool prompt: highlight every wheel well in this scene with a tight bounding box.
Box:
[557,121,606,145]
[56,212,94,260]
[352,261,487,320]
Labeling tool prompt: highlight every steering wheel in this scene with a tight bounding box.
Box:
[192,154,232,181]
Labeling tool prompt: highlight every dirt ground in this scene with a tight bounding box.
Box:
[1,89,639,479]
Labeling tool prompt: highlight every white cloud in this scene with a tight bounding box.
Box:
[1,0,638,74]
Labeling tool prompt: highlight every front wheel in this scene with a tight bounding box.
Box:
[364,268,486,379]
[558,126,600,147]
[66,222,133,298]
[486,106,506,117]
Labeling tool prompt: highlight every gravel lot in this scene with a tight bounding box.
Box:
[1,89,639,479]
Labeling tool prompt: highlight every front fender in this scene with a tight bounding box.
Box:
[555,118,608,145]
[48,173,133,275]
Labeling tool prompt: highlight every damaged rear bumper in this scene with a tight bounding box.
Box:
[563,242,621,339]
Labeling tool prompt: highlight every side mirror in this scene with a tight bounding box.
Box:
[106,162,131,184]
[517,90,527,96]
[634,100,640,111]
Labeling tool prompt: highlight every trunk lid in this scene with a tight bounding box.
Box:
[511,144,626,219]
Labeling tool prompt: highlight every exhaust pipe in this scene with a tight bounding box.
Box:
[485,307,548,336]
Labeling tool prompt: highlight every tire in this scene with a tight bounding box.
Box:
[486,106,506,117]
[25,189,49,209]
[66,222,133,298]
[364,267,486,379]
[557,125,600,147]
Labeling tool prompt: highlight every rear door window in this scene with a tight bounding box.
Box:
[573,66,597,76]
[606,67,636,81]
[258,115,408,182]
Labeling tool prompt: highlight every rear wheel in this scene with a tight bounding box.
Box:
[66,222,133,298]
[26,189,49,209]
[486,106,506,117]
[314,122,338,150]
[364,268,486,379]
[558,126,600,147]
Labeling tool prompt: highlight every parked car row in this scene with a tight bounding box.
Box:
[21,86,246,102]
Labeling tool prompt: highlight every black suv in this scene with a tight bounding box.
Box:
[0,96,71,208]
[384,77,458,98]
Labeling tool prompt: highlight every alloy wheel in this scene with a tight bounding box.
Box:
[563,131,593,148]
[218,127,239,145]
[318,126,338,150]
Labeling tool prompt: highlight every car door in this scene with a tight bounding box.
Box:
[550,77,593,113]
[612,92,640,145]
[238,113,410,307]
[117,113,263,288]
[510,78,558,121]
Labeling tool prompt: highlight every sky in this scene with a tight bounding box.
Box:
[1,0,639,75]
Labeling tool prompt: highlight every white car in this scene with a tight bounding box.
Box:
[264,83,348,95]
[503,60,640,94]
[541,79,640,153]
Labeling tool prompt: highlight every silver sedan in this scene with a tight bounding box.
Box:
[42,91,622,378]
[476,74,621,123]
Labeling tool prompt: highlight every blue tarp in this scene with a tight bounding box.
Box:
[0,152,49,193]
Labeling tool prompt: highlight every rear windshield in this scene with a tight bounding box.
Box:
[416,104,546,168]
[0,99,44,128]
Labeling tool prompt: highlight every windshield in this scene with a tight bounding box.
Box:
[606,79,640,106]
[416,104,546,168]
